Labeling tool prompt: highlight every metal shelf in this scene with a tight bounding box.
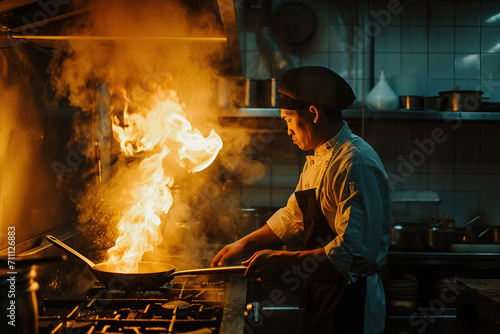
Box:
[221,108,500,121]
[361,109,500,121]
[220,108,281,117]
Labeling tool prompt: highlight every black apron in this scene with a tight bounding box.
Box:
[295,188,367,334]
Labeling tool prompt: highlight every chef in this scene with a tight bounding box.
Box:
[211,66,391,334]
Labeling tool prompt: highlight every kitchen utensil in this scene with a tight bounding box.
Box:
[423,215,481,251]
[244,78,264,108]
[459,214,482,230]
[392,215,481,251]
[438,90,488,112]
[1,267,38,334]
[399,95,425,110]
[424,226,466,251]
[475,225,500,244]
[271,1,318,47]
[46,235,175,290]
[167,265,247,276]
[0,253,66,333]
[46,235,245,290]
[366,71,399,110]
[390,224,427,251]
[264,78,279,107]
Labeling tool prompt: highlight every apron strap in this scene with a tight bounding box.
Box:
[295,189,336,250]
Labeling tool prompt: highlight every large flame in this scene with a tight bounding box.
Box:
[105,87,222,273]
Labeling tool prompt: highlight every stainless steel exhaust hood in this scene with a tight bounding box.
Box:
[0,0,243,75]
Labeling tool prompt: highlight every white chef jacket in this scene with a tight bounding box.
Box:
[267,121,392,334]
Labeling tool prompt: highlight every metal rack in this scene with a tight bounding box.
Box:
[221,108,500,121]
[382,251,500,334]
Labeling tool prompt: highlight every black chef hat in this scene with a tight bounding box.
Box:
[277,66,356,111]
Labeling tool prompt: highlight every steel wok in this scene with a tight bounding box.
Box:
[46,235,245,290]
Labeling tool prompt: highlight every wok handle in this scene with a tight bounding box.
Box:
[171,265,247,277]
[46,235,96,268]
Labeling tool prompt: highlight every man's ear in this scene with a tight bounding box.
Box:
[309,105,320,123]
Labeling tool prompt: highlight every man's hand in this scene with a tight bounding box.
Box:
[242,250,299,281]
[210,224,284,267]
[210,239,247,267]
[242,248,343,282]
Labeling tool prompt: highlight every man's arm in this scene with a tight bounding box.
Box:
[324,161,391,282]
[210,224,284,267]
[242,247,344,282]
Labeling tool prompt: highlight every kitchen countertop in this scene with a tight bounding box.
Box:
[388,251,500,268]
[457,279,500,305]
[456,279,500,334]
[220,275,248,334]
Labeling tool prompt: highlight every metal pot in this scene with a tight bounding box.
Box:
[399,95,425,110]
[438,90,488,112]
[264,78,279,107]
[423,216,482,250]
[244,79,264,108]
[391,224,427,251]
[1,268,39,334]
[423,227,466,251]
[226,78,264,108]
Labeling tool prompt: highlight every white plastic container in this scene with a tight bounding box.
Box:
[365,71,399,110]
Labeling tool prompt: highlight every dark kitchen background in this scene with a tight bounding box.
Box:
[1,0,500,333]
[2,0,499,249]
[236,0,500,229]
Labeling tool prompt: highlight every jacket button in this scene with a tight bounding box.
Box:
[310,160,314,165]
[305,183,309,188]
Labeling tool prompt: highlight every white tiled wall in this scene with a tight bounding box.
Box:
[237,0,500,226]
[372,0,500,99]
[366,120,500,226]
[241,0,500,99]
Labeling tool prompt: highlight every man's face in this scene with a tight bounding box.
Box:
[280,108,315,151]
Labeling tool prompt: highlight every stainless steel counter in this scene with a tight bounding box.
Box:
[388,251,500,269]
[220,276,247,334]
[456,279,500,334]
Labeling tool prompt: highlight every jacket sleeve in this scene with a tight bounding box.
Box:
[324,160,391,283]
[266,172,305,245]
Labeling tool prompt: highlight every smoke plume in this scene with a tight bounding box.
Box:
[49,0,262,269]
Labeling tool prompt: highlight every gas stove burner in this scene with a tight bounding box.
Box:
[37,275,233,334]
[161,299,193,317]
[162,299,192,310]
